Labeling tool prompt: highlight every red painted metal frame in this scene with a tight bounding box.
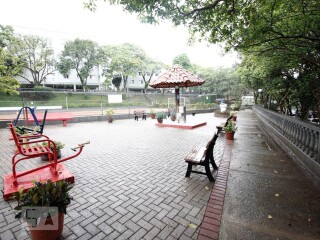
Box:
[3,123,85,200]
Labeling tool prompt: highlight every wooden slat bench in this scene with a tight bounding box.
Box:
[185,134,219,181]
[31,112,73,127]
[134,110,146,121]
[216,115,232,134]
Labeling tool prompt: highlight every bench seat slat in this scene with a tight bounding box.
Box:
[185,146,206,163]
[22,146,52,155]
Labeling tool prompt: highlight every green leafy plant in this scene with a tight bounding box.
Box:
[106,108,115,117]
[230,102,241,111]
[156,112,166,119]
[223,120,238,133]
[42,141,65,152]
[150,108,155,114]
[230,111,237,116]
[14,180,73,222]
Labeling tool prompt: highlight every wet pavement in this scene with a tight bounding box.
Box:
[0,110,319,240]
[218,110,320,240]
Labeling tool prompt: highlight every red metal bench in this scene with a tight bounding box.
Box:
[31,112,73,127]
[3,123,89,200]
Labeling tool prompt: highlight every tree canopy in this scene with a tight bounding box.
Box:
[0,25,21,95]
[57,38,100,91]
[173,54,192,70]
[100,43,166,91]
[8,34,56,86]
[85,0,320,116]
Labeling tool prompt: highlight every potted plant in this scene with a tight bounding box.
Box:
[150,109,156,119]
[223,119,238,140]
[170,110,177,121]
[14,180,73,240]
[230,111,237,121]
[106,108,115,123]
[41,141,65,161]
[156,112,166,123]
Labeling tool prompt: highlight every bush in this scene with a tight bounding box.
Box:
[31,86,55,100]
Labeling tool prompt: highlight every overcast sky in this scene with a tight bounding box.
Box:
[0,0,239,68]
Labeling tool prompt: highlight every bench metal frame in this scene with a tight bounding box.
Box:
[134,110,146,121]
[185,134,219,181]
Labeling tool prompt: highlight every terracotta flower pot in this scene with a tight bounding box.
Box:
[107,116,113,123]
[150,113,156,119]
[29,212,64,240]
[157,118,163,123]
[232,116,237,121]
[225,131,235,140]
[171,116,176,121]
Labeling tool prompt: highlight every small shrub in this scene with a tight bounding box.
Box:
[32,86,55,100]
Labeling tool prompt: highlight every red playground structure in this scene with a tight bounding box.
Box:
[3,123,89,200]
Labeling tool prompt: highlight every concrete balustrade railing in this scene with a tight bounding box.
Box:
[253,106,320,179]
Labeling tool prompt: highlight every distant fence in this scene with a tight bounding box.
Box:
[253,106,320,179]
[0,91,216,112]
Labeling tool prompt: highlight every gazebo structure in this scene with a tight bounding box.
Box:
[150,65,205,115]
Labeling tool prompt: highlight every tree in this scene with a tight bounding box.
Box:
[9,34,55,86]
[173,54,192,70]
[140,58,165,93]
[237,52,316,119]
[112,75,122,90]
[57,38,100,91]
[198,66,242,100]
[0,25,22,95]
[100,43,146,91]
[85,0,320,114]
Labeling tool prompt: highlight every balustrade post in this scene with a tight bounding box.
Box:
[288,121,293,140]
[309,130,315,157]
[293,123,299,145]
[301,127,306,150]
[281,118,285,135]
[317,133,320,163]
[305,129,311,155]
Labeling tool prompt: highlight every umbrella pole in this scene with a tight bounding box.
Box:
[175,88,180,113]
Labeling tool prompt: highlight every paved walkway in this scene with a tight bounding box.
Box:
[212,110,320,240]
[0,113,225,240]
[0,110,319,240]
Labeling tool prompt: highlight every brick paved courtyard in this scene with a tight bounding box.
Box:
[0,113,226,240]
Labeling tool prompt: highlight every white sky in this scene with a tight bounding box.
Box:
[0,0,239,68]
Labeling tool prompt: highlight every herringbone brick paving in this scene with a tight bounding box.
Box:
[0,113,226,240]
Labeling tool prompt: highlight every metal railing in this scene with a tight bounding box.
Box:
[253,106,320,165]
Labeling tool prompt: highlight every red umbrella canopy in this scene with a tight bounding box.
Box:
[149,65,205,89]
